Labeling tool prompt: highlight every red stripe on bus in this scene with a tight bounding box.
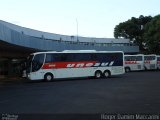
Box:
[42,61,97,69]
[144,61,150,64]
[125,61,137,64]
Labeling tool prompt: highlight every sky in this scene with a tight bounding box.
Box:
[0,0,159,38]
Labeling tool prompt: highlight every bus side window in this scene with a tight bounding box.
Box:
[134,57,137,61]
[129,56,132,61]
[60,54,67,61]
[74,53,92,61]
[96,53,108,62]
[110,54,118,61]
[64,53,74,62]
[125,56,131,61]
[45,54,58,63]
[137,56,142,61]
[54,54,62,62]
[45,54,52,63]
[91,53,97,61]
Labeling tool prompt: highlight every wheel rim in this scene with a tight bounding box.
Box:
[104,72,109,77]
[125,68,129,72]
[96,72,101,78]
[46,75,52,81]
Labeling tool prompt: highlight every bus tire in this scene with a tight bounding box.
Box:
[125,67,130,73]
[44,73,53,82]
[103,70,111,78]
[95,70,102,79]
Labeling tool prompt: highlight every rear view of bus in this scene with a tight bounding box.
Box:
[157,55,160,70]
[124,54,144,72]
[144,55,157,70]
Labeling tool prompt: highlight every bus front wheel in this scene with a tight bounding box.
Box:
[44,73,53,82]
[125,67,130,73]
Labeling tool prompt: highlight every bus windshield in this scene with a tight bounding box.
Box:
[125,56,142,61]
[26,54,45,73]
[32,54,45,72]
[26,55,33,73]
[144,56,156,60]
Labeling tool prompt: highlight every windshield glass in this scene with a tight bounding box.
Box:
[26,55,34,73]
[125,56,142,61]
[32,54,45,72]
[144,56,156,60]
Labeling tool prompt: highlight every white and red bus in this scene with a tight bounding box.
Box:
[124,54,144,72]
[144,55,157,70]
[26,50,124,81]
[157,55,160,70]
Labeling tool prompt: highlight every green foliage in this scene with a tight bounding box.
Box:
[114,15,152,52]
[144,15,160,54]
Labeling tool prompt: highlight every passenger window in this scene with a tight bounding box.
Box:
[45,54,52,63]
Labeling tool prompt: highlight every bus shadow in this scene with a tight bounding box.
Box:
[24,76,125,84]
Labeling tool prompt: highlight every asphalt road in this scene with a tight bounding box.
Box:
[0,71,160,115]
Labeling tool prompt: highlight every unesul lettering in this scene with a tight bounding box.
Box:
[67,61,114,68]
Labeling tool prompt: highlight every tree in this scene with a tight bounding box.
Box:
[144,15,160,54]
[114,15,152,52]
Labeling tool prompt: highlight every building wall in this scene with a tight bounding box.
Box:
[0,20,139,53]
[0,20,130,43]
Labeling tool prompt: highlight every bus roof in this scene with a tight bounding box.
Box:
[31,50,124,55]
[124,54,144,56]
[144,54,156,56]
[63,50,97,53]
